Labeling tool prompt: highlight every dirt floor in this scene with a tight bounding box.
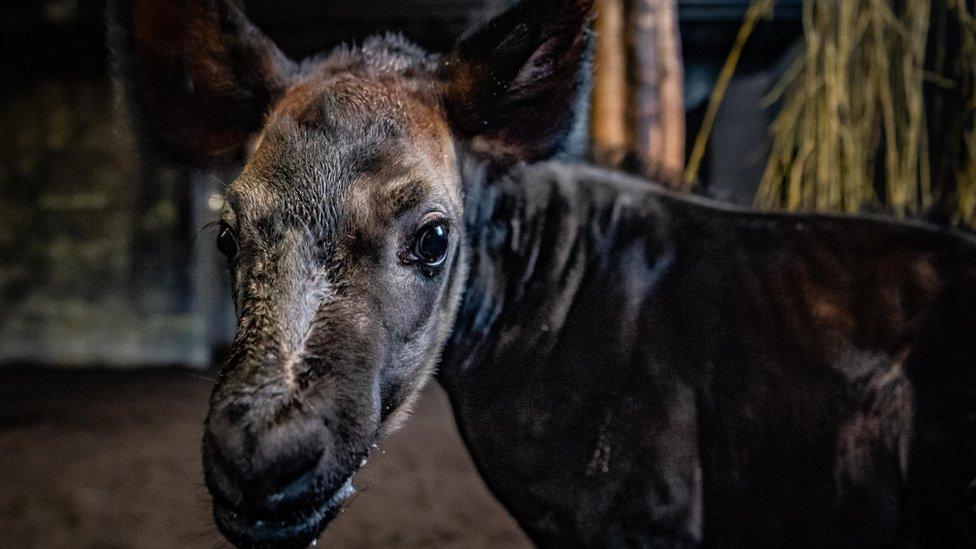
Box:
[0,369,531,548]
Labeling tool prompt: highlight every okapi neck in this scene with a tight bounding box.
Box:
[438,161,677,389]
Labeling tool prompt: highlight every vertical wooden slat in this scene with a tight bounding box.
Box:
[591,0,630,166]
[629,0,685,179]
[655,0,686,173]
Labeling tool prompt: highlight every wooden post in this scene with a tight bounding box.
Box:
[628,0,685,179]
[591,0,630,166]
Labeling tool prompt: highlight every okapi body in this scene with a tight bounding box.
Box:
[446,164,976,546]
[108,0,976,546]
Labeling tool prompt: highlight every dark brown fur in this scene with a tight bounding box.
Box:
[109,1,976,547]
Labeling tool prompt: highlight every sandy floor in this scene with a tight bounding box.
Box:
[0,369,530,548]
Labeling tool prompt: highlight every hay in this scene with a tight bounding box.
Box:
[755,0,976,227]
[684,0,775,186]
[953,0,976,226]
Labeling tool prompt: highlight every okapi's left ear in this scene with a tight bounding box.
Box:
[107,0,297,165]
[442,0,594,163]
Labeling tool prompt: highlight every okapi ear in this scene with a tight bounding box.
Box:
[107,0,296,165]
[442,0,594,164]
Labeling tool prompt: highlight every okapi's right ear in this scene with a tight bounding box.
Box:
[442,0,594,164]
[107,0,296,165]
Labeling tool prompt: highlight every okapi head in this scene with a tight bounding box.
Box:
[109,0,593,546]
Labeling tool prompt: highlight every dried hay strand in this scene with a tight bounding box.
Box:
[953,0,976,226]
[684,0,775,186]
[755,0,976,227]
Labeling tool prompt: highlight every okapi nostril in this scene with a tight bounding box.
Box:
[266,446,323,491]
[266,464,322,509]
[224,402,248,424]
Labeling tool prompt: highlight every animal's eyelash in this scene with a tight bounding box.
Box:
[199,220,223,234]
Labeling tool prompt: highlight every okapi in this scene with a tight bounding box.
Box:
[108,0,976,546]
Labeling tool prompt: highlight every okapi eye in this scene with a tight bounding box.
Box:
[413,223,449,266]
[216,222,238,260]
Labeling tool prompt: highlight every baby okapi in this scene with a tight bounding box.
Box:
[109,0,976,546]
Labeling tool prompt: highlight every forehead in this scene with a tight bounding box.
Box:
[225,43,458,226]
[271,33,445,144]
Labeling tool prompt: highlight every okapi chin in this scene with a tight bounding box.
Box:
[108,0,976,547]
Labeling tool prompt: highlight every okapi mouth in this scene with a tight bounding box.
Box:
[213,477,355,549]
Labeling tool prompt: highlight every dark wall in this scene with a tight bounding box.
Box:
[0,1,178,365]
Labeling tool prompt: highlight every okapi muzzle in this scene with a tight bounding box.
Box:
[201,253,380,547]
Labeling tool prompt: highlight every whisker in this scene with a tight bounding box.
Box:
[179,371,215,383]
